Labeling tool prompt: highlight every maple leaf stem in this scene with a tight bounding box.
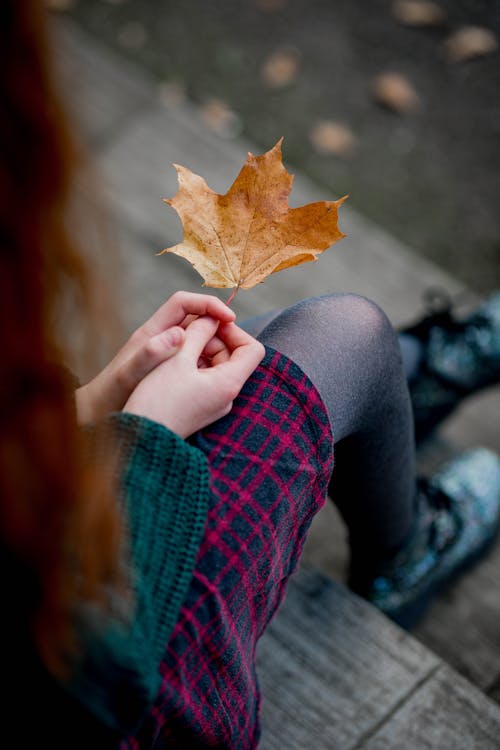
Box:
[226,286,239,306]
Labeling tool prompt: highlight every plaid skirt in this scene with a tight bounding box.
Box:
[127,346,334,749]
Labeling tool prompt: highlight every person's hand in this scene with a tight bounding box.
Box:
[75,292,236,424]
[123,315,266,437]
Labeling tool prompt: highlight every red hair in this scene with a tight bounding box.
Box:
[0,1,126,677]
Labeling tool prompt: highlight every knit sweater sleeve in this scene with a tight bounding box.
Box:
[117,412,209,664]
[68,412,210,737]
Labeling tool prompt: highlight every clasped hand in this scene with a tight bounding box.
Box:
[75,291,265,438]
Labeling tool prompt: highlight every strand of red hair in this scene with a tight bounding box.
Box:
[0,1,127,679]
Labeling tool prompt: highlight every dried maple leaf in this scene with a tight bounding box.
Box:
[159,138,347,300]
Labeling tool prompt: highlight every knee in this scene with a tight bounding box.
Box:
[305,293,396,344]
[340,295,404,381]
[260,292,401,377]
[307,293,401,373]
[334,293,395,342]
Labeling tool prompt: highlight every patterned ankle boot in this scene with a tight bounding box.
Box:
[401,290,500,442]
[361,447,500,629]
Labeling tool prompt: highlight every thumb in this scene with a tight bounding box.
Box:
[182,315,220,360]
[125,326,185,384]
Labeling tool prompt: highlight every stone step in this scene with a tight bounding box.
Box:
[259,566,500,750]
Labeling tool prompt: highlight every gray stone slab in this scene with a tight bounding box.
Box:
[52,19,154,147]
[413,545,500,692]
[117,225,205,333]
[362,664,500,750]
[257,566,438,750]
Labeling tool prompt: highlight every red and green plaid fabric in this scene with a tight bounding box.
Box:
[124,347,334,749]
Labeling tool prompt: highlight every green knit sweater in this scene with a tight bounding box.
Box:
[69,412,210,735]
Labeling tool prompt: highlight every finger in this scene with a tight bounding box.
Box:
[124,326,185,386]
[180,313,198,330]
[142,292,235,336]
[203,336,232,366]
[197,356,211,369]
[215,321,262,352]
[201,335,229,359]
[210,347,231,366]
[213,324,266,381]
[182,315,220,360]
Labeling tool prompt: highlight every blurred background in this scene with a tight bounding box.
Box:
[57,0,499,293]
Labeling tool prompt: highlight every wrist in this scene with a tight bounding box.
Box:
[122,395,187,439]
[75,382,98,424]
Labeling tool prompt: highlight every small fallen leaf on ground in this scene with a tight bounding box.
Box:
[392,1,446,27]
[443,26,498,63]
[372,72,420,113]
[199,98,242,138]
[309,121,357,157]
[159,139,347,299]
[261,48,301,88]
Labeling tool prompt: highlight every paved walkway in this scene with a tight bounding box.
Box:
[54,15,500,723]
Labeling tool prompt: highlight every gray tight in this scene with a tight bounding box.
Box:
[243,294,416,568]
